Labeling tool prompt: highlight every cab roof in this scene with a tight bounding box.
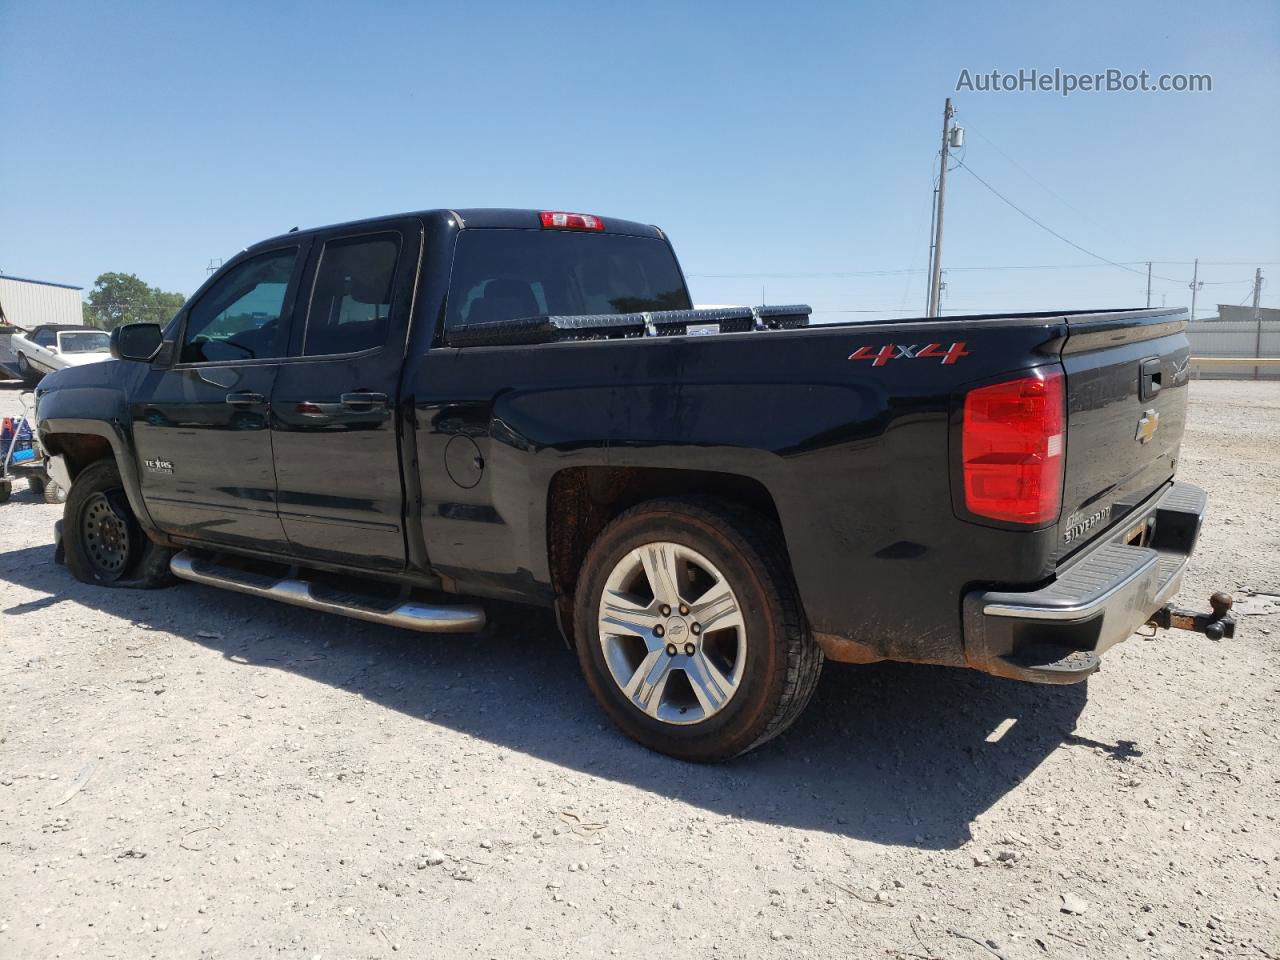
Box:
[249,208,665,252]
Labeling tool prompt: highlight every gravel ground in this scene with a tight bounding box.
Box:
[1,378,1277,960]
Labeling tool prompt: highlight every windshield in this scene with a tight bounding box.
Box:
[445,230,691,330]
[57,330,111,353]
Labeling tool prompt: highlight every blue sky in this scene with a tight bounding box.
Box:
[2,0,1277,321]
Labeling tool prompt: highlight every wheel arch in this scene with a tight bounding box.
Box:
[545,466,792,647]
[40,417,163,541]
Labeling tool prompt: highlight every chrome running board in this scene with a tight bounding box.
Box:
[170,550,485,633]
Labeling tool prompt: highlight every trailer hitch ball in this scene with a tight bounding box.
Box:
[1202,592,1234,641]
[1149,592,1236,640]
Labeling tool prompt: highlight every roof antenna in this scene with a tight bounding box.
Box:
[288,226,299,233]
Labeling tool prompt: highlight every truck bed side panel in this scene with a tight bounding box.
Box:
[408,319,1068,664]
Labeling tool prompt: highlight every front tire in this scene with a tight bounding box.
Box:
[574,498,823,762]
[62,459,175,588]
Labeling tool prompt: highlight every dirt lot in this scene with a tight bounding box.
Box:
[1,379,1277,960]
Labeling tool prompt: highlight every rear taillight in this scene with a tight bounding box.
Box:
[539,211,605,231]
[962,369,1065,525]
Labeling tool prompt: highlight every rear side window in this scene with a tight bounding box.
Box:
[181,248,297,363]
[445,230,690,330]
[304,233,401,356]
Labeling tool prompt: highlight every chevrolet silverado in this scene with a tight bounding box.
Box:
[34,208,1232,760]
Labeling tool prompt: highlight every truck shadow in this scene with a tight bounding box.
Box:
[0,542,1119,850]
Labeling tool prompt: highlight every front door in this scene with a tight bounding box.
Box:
[269,221,421,570]
[131,242,307,551]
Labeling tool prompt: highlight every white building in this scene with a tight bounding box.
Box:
[0,274,84,329]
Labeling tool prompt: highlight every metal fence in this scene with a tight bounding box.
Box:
[1186,319,1280,380]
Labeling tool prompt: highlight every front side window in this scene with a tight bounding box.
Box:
[303,234,400,356]
[181,248,297,363]
[445,230,690,330]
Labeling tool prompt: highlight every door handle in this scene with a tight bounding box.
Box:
[225,391,267,407]
[340,392,388,411]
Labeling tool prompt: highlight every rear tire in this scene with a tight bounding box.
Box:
[0,480,10,504]
[62,459,175,588]
[16,353,40,385]
[573,497,822,762]
[27,475,46,497]
[43,480,66,504]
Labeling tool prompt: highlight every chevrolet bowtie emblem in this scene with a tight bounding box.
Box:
[1136,409,1160,444]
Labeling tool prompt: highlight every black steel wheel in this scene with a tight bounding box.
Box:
[79,491,134,580]
[62,459,175,588]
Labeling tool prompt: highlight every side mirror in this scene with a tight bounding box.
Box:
[111,323,165,362]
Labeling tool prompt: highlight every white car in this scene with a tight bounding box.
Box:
[10,325,112,382]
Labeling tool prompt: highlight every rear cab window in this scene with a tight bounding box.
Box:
[445,229,691,332]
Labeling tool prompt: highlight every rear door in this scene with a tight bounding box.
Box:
[268,219,422,571]
[130,242,307,550]
[1057,309,1190,558]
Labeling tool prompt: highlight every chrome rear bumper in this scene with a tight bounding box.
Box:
[962,482,1206,683]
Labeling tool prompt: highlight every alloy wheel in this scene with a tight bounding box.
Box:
[596,541,747,725]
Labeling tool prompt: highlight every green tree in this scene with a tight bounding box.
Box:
[150,290,186,324]
[83,272,186,330]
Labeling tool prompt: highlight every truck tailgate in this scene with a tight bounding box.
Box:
[1057,309,1190,560]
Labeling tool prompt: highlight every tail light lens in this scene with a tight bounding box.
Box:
[962,369,1065,525]
[539,211,605,231]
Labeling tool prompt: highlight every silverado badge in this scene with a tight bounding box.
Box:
[1135,409,1160,444]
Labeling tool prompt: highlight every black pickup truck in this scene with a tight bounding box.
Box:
[35,208,1231,761]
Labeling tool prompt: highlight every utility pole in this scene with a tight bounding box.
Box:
[1252,267,1264,380]
[1188,258,1202,321]
[927,98,956,318]
[1145,262,1152,308]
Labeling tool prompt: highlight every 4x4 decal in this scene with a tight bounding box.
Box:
[848,342,970,366]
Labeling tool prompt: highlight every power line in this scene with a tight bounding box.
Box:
[963,123,1106,233]
[952,158,1197,283]
[687,262,1258,280]
[932,121,1269,289]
